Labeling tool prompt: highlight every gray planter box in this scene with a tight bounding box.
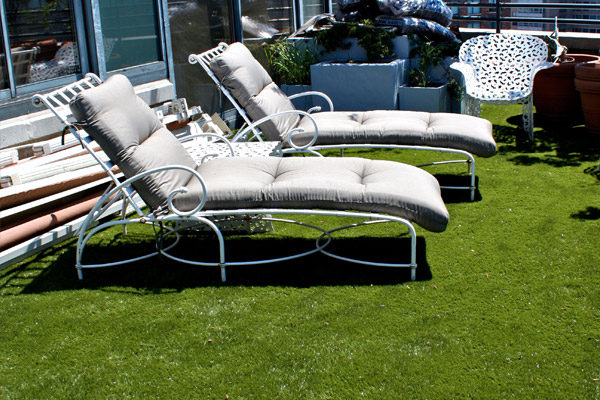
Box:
[398,83,448,113]
[311,59,409,111]
[280,84,313,110]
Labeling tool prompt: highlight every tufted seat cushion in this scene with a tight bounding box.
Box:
[175,156,449,232]
[294,110,496,157]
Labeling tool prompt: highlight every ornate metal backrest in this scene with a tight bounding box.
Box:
[32,73,145,216]
[458,34,549,95]
[189,43,262,141]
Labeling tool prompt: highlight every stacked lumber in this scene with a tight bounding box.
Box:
[0,134,117,269]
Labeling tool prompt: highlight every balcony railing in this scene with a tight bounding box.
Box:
[446,2,600,33]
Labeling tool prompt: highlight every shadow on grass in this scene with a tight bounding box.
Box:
[437,174,481,203]
[584,165,600,181]
[495,114,600,168]
[571,206,600,220]
[6,234,432,294]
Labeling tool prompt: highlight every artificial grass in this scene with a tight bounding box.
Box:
[1,104,599,399]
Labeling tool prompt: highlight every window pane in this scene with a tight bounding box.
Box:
[98,0,162,71]
[302,0,326,24]
[1,31,7,89]
[168,0,232,114]
[5,0,80,85]
[242,0,293,39]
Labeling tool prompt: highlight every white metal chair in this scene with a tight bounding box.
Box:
[33,73,450,282]
[190,42,497,201]
[451,33,553,140]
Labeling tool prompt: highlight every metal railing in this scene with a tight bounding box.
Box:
[446,2,600,33]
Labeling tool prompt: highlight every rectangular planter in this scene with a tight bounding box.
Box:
[280,84,313,110]
[310,59,409,111]
[398,83,448,113]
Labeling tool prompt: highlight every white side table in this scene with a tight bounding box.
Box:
[185,140,282,164]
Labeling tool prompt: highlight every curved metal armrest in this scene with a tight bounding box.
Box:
[288,91,334,112]
[236,109,319,150]
[450,61,476,83]
[111,165,208,218]
[530,61,554,80]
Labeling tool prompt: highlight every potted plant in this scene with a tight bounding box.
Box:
[575,61,600,134]
[263,37,318,110]
[309,21,410,111]
[532,22,600,125]
[398,37,463,113]
[315,20,397,62]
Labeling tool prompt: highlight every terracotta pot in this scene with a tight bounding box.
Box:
[575,61,600,134]
[533,54,600,125]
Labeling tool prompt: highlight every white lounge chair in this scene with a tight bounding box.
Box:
[33,73,450,282]
[189,42,497,201]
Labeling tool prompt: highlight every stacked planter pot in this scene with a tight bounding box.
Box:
[575,62,600,134]
[533,54,600,125]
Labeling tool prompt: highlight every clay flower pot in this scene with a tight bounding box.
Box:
[575,61,600,134]
[533,54,600,125]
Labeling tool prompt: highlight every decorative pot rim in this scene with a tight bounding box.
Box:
[575,61,600,80]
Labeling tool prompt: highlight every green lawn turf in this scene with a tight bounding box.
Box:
[1,104,599,399]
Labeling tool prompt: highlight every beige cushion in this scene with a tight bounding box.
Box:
[176,157,449,232]
[69,74,197,211]
[210,42,300,142]
[294,111,497,157]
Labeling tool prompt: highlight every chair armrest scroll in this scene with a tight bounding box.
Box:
[236,109,319,150]
[113,165,208,217]
[450,61,476,83]
[530,61,554,81]
[288,91,334,112]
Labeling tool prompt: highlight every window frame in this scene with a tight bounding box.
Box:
[0,0,172,103]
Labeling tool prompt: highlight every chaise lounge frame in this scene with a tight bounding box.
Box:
[33,73,450,282]
[189,42,497,201]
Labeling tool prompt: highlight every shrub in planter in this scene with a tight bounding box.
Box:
[401,37,463,112]
[316,21,397,62]
[264,37,317,86]
[263,37,317,109]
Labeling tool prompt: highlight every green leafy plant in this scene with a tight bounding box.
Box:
[316,21,396,62]
[408,37,463,100]
[263,37,317,85]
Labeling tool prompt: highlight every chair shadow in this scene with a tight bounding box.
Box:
[498,115,600,169]
[9,234,432,294]
[571,206,600,220]
[437,174,482,203]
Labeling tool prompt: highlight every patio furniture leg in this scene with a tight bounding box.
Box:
[522,96,535,140]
